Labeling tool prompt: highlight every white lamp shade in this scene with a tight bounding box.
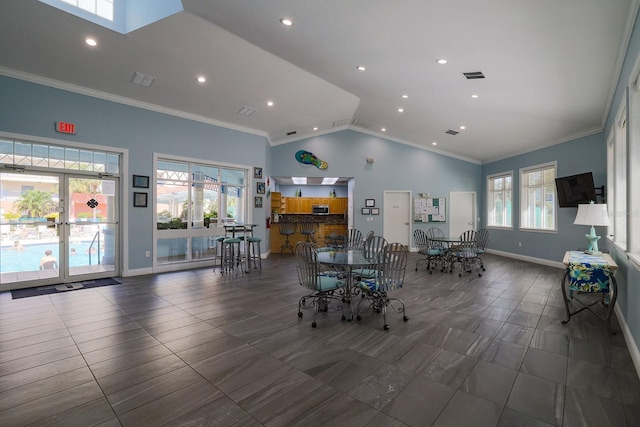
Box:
[574,203,611,226]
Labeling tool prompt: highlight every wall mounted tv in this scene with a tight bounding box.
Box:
[555,172,597,208]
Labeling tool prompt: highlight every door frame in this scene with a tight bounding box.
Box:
[0,132,127,290]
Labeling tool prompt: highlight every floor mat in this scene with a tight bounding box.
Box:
[11,278,122,299]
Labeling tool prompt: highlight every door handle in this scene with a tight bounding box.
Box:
[404,222,409,225]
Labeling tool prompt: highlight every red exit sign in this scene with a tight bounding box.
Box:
[55,121,77,134]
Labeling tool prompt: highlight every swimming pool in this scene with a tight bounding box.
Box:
[1,242,102,273]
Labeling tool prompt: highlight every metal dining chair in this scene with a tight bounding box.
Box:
[414,229,446,273]
[295,242,347,327]
[279,221,297,254]
[474,228,489,271]
[344,228,363,250]
[355,243,409,330]
[453,230,482,277]
[352,235,387,280]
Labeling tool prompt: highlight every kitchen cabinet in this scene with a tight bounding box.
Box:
[328,198,347,214]
[300,198,313,214]
[286,198,300,214]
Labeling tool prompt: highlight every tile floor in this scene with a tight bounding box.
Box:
[0,253,638,426]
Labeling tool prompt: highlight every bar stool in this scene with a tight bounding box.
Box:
[246,236,262,271]
[212,236,226,273]
[279,222,296,254]
[220,237,242,275]
[300,222,317,243]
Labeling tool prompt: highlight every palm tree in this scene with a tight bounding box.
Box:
[13,190,56,218]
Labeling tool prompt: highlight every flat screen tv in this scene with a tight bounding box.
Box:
[555,172,597,208]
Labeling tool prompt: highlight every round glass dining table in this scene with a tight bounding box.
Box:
[316,249,376,308]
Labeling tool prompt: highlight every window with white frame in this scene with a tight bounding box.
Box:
[487,172,513,228]
[628,78,640,262]
[611,102,628,251]
[520,162,557,231]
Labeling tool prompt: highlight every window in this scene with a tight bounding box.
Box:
[155,157,248,265]
[0,139,120,173]
[58,0,113,21]
[487,172,513,228]
[520,162,557,231]
[627,77,640,263]
[609,101,628,251]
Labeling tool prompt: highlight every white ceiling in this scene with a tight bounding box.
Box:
[0,1,637,164]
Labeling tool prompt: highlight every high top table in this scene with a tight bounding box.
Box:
[222,224,257,273]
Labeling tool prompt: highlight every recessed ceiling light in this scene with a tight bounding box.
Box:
[85,38,97,47]
[292,177,307,184]
[356,65,366,71]
[470,94,479,99]
[266,101,274,107]
[432,142,438,145]
[397,108,404,113]
[401,94,409,99]
[459,125,466,130]
[280,18,293,26]
[322,177,339,185]
[313,127,318,131]
[436,59,447,64]
[381,128,386,132]
[196,76,206,83]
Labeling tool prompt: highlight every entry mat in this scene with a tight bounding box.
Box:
[11,278,122,299]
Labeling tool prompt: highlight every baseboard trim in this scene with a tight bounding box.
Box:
[486,249,565,269]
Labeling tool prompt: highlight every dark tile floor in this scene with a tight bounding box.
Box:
[1,253,639,426]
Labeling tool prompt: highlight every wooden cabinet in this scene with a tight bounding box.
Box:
[300,198,313,214]
[286,198,300,214]
[271,192,282,213]
[328,197,347,214]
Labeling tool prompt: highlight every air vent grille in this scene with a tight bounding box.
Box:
[332,118,350,128]
[237,106,256,116]
[131,72,155,87]
[286,130,297,136]
[446,129,459,135]
[462,71,485,80]
[351,117,371,129]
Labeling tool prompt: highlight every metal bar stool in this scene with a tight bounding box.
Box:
[212,236,226,273]
[299,222,317,243]
[279,222,297,254]
[220,237,242,275]
[246,236,262,271]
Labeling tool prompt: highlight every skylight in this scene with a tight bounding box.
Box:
[60,0,114,21]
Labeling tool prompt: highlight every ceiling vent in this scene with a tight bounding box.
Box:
[446,129,459,135]
[237,106,256,116]
[462,71,485,80]
[286,130,297,136]
[332,118,350,128]
[131,72,155,87]
[351,117,371,129]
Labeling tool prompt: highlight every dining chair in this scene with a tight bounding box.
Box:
[344,228,363,250]
[299,221,317,243]
[453,230,482,277]
[295,242,347,328]
[474,228,489,271]
[279,221,297,254]
[414,228,446,273]
[352,235,387,280]
[355,243,409,330]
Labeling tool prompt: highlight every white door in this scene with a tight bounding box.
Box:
[449,191,476,238]
[383,191,411,246]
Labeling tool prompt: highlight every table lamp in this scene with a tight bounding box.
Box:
[573,201,610,254]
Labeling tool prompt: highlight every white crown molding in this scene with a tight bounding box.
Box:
[0,66,271,142]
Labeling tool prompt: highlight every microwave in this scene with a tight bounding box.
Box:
[312,205,330,215]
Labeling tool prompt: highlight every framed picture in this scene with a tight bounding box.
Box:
[254,196,263,208]
[133,175,149,188]
[371,207,380,215]
[254,167,263,179]
[365,199,375,207]
[257,182,265,194]
[361,207,371,215]
[133,192,148,207]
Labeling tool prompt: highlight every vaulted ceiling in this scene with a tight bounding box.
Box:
[0,1,637,163]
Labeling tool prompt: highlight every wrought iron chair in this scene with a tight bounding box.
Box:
[474,228,489,271]
[453,230,482,277]
[295,242,347,327]
[355,243,409,330]
[344,228,363,249]
[352,235,387,280]
[414,228,446,273]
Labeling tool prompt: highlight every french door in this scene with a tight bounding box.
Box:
[0,171,119,290]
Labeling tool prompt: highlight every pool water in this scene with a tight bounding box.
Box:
[1,242,102,273]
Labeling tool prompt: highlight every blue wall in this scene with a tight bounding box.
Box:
[270,130,482,236]
[481,132,606,263]
[0,76,269,270]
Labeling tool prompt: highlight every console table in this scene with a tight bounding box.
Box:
[561,251,618,334]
